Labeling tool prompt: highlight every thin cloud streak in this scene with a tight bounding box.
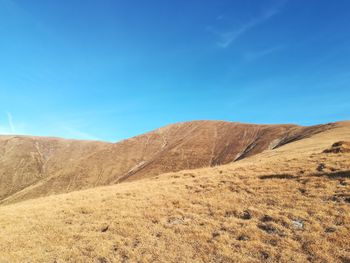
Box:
[216,0,288,48]
[6,112,16,133]
[0,112,17,135]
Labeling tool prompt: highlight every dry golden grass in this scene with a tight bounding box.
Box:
[0,121,334,205]
[0,122,349,262]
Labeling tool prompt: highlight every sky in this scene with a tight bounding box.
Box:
[0,0,349,142]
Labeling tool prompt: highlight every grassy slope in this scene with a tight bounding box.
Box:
[2,121,318,205]
[0,122,349,262]
[0,136,110,201]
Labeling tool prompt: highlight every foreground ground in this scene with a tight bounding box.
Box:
[0,122,349,262]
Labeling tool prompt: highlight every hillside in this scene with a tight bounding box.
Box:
[0,137,109,203]
[0,121,349,262]
[0,121,335,204]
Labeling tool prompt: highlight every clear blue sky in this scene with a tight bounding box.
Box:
[0,0,349,142]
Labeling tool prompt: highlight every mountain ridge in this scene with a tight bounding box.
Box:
[0,120,340,205]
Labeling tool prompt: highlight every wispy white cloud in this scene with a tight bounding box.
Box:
[6,112,16,133]
[243,45,286,62]
[215,0,288,48]
[0,112,17,135]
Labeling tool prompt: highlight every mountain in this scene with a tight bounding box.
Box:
[0,121,336,204]
[0,121,349,262]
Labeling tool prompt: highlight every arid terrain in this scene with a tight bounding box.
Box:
[0,121,335,204]
[0,120,349,262]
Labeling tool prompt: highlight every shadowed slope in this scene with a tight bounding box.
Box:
[0,121,337,204]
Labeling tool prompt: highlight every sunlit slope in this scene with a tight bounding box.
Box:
[0,136,109,201]
[1,121,335,204]
[0,122,349,262]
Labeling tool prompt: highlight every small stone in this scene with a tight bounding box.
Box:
[167,218,184,225]
[292,220,304,230]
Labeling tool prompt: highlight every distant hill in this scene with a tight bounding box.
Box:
[0,120,336,204]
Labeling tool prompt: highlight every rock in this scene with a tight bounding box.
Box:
[167,217,191,225]
[292,220,304,230]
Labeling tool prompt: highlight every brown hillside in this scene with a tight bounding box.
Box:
[0,121,336,204]
[0,121,349,262]
[0,136,108,202]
